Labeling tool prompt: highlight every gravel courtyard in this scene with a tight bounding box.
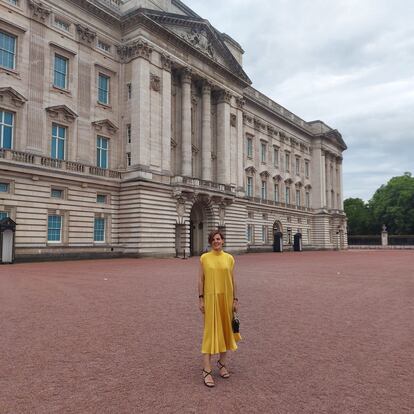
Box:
[0,250,413,414]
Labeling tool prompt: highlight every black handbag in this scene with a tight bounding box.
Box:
[232,313,240,333]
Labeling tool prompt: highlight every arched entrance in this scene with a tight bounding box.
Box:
[190,201,212,256]
[272,220,283,241]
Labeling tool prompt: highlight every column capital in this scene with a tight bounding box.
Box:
[202,80,213,94]
[160,53,173,72]
[117,40,153,62]
[28,0,51,22]
[235,96,245,109]
[181,67,192,84]
[216,90,232,104]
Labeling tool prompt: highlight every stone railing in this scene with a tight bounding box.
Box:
[0,149,122,180]
[171,176,236,195]
[96,0,122,9]
[246,196,313,212]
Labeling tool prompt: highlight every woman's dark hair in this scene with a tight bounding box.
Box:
[208,229,225,245]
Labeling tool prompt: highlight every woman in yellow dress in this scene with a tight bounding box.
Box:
[198,229,241,388]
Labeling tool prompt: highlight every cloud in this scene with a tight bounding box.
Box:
[187,0,414,201]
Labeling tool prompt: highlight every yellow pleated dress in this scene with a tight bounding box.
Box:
[201,250,242,355]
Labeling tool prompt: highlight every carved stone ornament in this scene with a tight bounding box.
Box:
[45,105,78,122]
[235,97,245,109]
[260,170,270,179]
[117,40,153,62]
[160,54,173,71]
[181,67,192,84]
[230,114,237,127]
[28,0,51,22]
[176,198,186,220]
[273,174,283,182]
[92,119,118,135]
[216,90,232,104]
[245,166,257,175]
[76,24,97,45]
[202,80,213,94]
[0,87,27,108]
[182,28,215,59]
[150,74,161,92]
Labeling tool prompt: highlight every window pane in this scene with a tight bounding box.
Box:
[1,111,14,149]
[0,31,16,70]
[94,218,105,242]
[0,182,9,192]
[97,194,106,203]
[48,215,62,242]
[51,189,63,198]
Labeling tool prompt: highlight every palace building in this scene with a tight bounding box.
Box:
[0,0,347,260]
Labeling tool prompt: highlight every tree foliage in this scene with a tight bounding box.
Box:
[344,172,414,235]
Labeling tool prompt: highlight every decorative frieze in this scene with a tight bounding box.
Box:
[117,40,153,62]
[28,0,51,22]
[182,28,215,60]
[150,74,161,92]
[76,24,97,45]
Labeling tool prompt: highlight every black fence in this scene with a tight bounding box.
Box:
[348,235,414,246]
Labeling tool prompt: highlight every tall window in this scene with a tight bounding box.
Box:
[295,157,300,175]
[246,137,253,158]
[285,186,290,204]
[48,214,62,242]
[285,153,290,172]
[273,147,279,167]
[306,191,310,208]
[127,124,131,143]
[51,123,66,160]
[261,225,267,243]
[97,136,109,168]
[247,224,253,243]
[0,31,16,70]
[274,183,279,202]
[127,83,132,100]
[94,217,105,242]
[305,160,310,177]
[0,211,8,220]
[98,73,110,104]
[126,152,131,166]
[261,142,267,163]
[261,180,267,200]
[53,54,68,89]
[296,189,301,207]
[246,176,253,197]
[0,110,13,149]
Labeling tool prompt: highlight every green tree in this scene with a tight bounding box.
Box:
[368,172,414,235]
[344,197,372,234]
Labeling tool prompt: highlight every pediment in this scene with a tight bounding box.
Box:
[260,170,270,178]
[139,10,251,85]
[273,174,283,182]
[245,166,257,175]
[0,87,27,108]
[92,119,118,135]
[45,105,78,122]
[324,129,347,151]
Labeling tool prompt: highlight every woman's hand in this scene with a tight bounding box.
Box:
[233,299,239,313]
[199,298,205,313]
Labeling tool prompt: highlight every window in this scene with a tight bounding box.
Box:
[246,137,253,158]
[127,83,132,100]
[97,194,107,204]
[247,224,253,244]
[0,31,16,70]
[260,142,267,163]
[126,152,131,166]
[0,211,8,220]
[97,40,110,53]
[261,225,267,243]
[48,214,62,242]
[274,184,279,202]
[247,211,253,219]
[295,157,300,175]
[51,123,66,160]
[7,0,18,5]
[94,217,105,242]
[55,18,70,32]
[51,188,63,198]
[285,153,290,172]
[306,191,310,208]
[305,160,310,178]
[261,180,267,200]
[97,136,109,168]
[0,110,14,149]
[246,176,253,197]
[0,182,10,193]
[54,54,68,89]
[127,124,131,143]
[285,186,290,204]
[273,147,279,167]
[98,73,110,104]
[296,189,301,207]
[287,227,292,245]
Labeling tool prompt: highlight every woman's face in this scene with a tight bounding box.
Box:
[211,234,224,251]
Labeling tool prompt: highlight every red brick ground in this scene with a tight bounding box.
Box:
[0,250,413,414]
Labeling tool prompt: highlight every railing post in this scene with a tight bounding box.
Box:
[381,225,388,247]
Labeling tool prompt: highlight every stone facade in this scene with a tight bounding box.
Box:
[0,0,347,260]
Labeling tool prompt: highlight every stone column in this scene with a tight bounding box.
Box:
[325,156,330,208]
[216,90,232,185]
[235,97,245,191]
[332,157,337,209]
[129,42,152,169]
[201,81,212,181]
[337,158,344,210]
[161,54,172,174]
[181,68,192,177]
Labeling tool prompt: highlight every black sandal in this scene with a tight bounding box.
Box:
[202,369,215,387]
[217,360,230,378]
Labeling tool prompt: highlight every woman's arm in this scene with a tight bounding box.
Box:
[198,263,205,313]
[231,262,239,313]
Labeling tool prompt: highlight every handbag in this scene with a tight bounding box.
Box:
[232,312,240,334]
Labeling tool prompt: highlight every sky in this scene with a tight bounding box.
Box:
[185,0,414,201]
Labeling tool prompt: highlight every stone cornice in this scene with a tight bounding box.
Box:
[116,39,153,62]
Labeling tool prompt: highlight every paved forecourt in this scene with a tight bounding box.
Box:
[0,250,413,414]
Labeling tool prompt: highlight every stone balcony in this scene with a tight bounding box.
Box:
[171,176,236,197]
[246,195,314,212]
[0,149,122,180]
